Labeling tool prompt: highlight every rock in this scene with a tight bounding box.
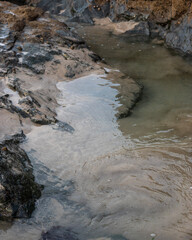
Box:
[121,21,149,41]
[112,20,150,41]
[27,0,192,54]
[88,53,102,62]
[29,0,110,24]
[17,43,58,74]
[40,226,79,240]
[165,17,192,54]
[108,71,143,119]
[0,132,42,220]
[52,120,75,133]
[0,94,29,118]
[65,65,75,78]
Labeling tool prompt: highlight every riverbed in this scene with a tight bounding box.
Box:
[1,24,192,240]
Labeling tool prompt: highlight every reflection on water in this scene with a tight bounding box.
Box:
[76,24,192,142]
[1,25,192,240]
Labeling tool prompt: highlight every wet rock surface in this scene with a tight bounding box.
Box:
[40,226,129,240]
[0,0,142,226]
[28,0,192,54]
[0,1,97,127]
[40,226,79,240]
[0,132,42,220]
[0,0,94,221]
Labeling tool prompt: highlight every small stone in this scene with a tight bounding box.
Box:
[150,233,156,238]
[1,147,7,151]
[17,46,22,51]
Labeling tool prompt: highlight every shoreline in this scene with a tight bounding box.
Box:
[0,0,141,222]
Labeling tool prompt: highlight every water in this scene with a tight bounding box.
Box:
[76,25,192,143]
[1,25,192,240]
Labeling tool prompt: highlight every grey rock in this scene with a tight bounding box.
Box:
[165,17,192,54]
[52,120,75,133]
[40,226,79,240]
[121,21,150,41]
[16,43,62,74]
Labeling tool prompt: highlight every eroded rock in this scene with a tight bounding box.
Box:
[0,132,42,220]
[27,0,192,54]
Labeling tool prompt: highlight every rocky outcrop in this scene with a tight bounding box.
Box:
[0,1,90,126]
[0,132,42,220]
[0,0,97,221]
[27,0,192,55]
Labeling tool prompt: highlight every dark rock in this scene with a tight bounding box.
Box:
[0,50,18,75]
[121,21,150,41]
[116,10,149,22]
[65,65,75,78]
[19,44,53,74]
[89,53,102,62]
[0,68,7,77]
[165,17,192,54]
[0,132,42,220]
[1,0,26,5]
[0,94,29,118]
[27,0,192,55]
[0,93,55,125]
[30,113,55,125]
[111,235,129,240]
[52,120,75,133]
[40,226,79,240]
[55,30,84,44]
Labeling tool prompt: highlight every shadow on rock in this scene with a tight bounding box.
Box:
[40,226,79,240]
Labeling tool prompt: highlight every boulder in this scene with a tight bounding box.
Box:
[0,132,42,220]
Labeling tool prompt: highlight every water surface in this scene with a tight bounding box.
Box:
[1,25,192,240]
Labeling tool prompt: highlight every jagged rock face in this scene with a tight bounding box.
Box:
[0,0,93,221]
[27,0,192,24]
[27,0,192,54]
[0,133,42,220]
[28,0,110,23]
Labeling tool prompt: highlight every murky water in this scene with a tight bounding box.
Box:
[1,25,192,240]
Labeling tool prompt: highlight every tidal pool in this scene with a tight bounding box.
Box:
[1,25,192,240]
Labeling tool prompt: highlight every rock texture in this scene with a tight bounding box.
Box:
[0,0,97,221]
[27,0,192,54]
[40,227,79,240]
[0,132,42,220]
[0,0,142,221]
[40,226,129,240]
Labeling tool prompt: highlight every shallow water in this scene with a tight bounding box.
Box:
[76,25,192,142]
[1,25,192,240]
